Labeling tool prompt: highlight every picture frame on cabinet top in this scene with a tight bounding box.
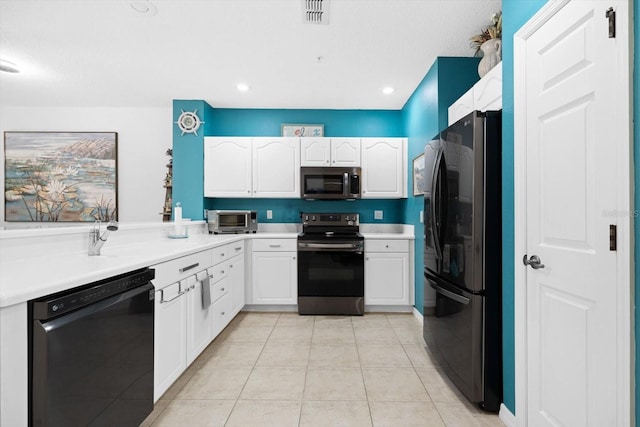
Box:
[281,123,323,137]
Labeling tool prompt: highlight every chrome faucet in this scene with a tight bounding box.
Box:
[88,220,119,256]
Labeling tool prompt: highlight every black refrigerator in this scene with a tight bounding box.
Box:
[422,110,502,412]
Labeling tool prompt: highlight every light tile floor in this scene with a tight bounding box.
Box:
[142,312,505,427]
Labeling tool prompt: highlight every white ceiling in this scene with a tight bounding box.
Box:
[0,0,501,110]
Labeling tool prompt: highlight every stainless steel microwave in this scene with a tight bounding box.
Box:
[300,167,361,200]
[206,210,257,234]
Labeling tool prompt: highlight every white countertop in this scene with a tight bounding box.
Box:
[0,222,413,308]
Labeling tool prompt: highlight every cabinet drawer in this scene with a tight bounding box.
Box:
[365,239,409,253]
[252,238,297,252]
[207,263,229,284]
[226,240,245,257]
[210,276,230,303]
[151,250,211,289]
[211,245,228,265]
[211,292,233,337]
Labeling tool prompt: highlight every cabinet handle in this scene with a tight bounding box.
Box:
[221,311,226,315]
[191,284,195,290]
[385,245,389,248]
[269,244,281,248]
[220,253,225,257]
[179,263,199,273]
[293,256,296,260]
[230,264,234,268]
[366,257,369,261]
[221,270,225,274]
[221,287,225,292]
[209,274,214,279]
[235,247,242,251]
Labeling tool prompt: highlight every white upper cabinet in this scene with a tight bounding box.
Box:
[360,138,407,198]
[204,137,300,198]
[448,61,502,126]
[473,61,502,112]
[448,87,475,126]
[300,137,361,167]
[204,137,252,197]
[300,138,331,166]
[252,137,300,198]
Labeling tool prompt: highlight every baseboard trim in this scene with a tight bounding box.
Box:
[499,404,516,427]
[412,307,424,324]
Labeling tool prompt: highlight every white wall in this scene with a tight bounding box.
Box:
[0,106,172,223]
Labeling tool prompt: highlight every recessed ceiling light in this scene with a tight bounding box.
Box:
[237,83,250,92]
[0,59,20,73]
[382,86,394,95]
[131,1,157,15]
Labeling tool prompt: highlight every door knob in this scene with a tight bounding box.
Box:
[523,254,545,269]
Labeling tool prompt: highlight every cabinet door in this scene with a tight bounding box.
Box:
[186,276,212,366]
[211,289,233,338]
[252,137,300,198]
[251,251,297,304]
[361,138,407,198]
[301,137,331,167]
[473,61,502,111]
[154,281,187,402]
[204,137,252,197]
[228,255,245,316]
[331,138,361,167]
[364,252,409,305]
[448,87,475,126]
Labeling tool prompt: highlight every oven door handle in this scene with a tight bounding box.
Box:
[298,242,363,252]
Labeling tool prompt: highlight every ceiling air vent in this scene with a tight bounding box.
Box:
[302,0,329,24]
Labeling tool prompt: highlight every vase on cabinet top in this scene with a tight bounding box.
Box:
[478,38,502,78]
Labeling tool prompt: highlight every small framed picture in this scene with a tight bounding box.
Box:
[413,153,426,196]
[281,124,324,137]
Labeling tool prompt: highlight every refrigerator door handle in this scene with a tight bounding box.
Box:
[431,281,470,305]
[431,147,444,261]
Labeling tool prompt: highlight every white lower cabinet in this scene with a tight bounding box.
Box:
[153,279,188,402]
[364,239,410,306]
[251,239,297,305]
[152,242,246,402]
[186,274,213,366]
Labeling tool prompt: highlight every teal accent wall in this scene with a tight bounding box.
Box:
[400,57,481,314]
[173,100,207,220]
[207,109,403,137]
[173,106,404,222]
[206,198,404,224]
[634,0,639,424]
[202,108,405,223]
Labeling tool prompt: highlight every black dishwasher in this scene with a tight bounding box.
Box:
[29,268,155,427]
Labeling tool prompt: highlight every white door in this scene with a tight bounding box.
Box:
[516,1,631,426]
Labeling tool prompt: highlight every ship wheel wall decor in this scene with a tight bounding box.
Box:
[175,109,203,136]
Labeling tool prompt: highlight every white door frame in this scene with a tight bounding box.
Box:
[513,0,633,425]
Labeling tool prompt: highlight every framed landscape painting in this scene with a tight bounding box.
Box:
[4,132,118,222]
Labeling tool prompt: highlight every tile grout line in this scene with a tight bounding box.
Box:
[223,312,280,426]
[352,315,375,426]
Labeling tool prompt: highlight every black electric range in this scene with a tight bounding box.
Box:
[297,213,364,315]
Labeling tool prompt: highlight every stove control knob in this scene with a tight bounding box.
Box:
[312,216,316,221]
[344,215,350,221]
[304,215,309,221]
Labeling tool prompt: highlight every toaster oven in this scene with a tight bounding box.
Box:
[207,210,258,234]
